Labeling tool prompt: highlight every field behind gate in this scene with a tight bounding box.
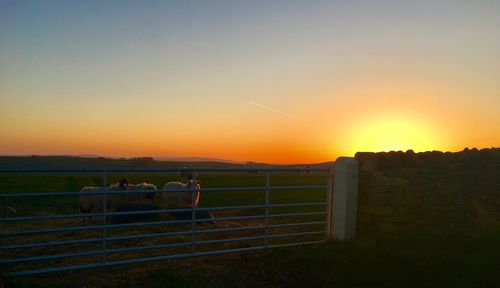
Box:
[1,171,499,288]
[0,171,328,276]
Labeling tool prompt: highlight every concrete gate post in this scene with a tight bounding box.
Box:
[332,157,359,240]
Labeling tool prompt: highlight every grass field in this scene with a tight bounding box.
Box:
[1,170,499,287]
[2,228,499,288]
[0,171,329,280]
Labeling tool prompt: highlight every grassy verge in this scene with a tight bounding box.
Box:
[220,227,500,288]
[2,227,499,288]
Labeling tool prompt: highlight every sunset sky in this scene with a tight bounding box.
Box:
[1,1,499,163]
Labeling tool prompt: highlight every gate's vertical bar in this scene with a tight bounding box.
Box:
[5,196,9,218]
[190,172,197,255]
[326,165,334,239]
[264,173,270,248]
[101,170,108,263]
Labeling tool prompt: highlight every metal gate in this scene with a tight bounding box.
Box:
[0,167,333,276]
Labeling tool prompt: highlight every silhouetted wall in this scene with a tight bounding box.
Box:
[355,148,499,239]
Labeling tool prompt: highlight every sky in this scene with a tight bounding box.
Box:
[1,0,499,164]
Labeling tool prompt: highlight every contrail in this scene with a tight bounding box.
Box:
[249,101,300,119]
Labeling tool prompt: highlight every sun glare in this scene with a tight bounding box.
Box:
[348,115,441,154]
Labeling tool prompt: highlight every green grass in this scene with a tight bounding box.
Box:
[0,172,327,214]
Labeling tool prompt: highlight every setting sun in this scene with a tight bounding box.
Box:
[349,115,442,154]
[332,114,446,155]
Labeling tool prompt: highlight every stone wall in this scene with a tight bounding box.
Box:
[355,148,499,239]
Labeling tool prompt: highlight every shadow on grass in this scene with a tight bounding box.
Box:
[3,227,499,288]
[1,266,195,288]
[220,227,500,288]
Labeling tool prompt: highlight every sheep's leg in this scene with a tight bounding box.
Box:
[81,213,92,223]
[194,210,216,225]
[80,207,88,223]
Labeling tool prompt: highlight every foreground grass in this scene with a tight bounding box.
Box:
[220,228,500,288]
[3,227,499,288]
[2,171,498,287]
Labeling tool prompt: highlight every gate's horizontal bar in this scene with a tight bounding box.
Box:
[104,224,268,244]
[268,230,325,239]
[0,241,195,265]
[1,202,327,222]
[1,224,104,236]
[267,202,326,208]
[2,211,326,237]
[0,185,327,198]
[201,185,327,192]
[1,215,257,237]
[0,167,329,173]
[1,230,325,265]
[268,221,325,229]
[0,250,101,265]
[269,211,326,218]
[0,237,107,250]
[1,220,324,250]
[8,246,268,276]
[109,234,269,254]
[268,240,324,249]
[9,238,326,276]
[0,235,269,265]
[0,225,266,250]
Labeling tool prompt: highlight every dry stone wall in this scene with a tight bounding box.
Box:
[355,148,499,238]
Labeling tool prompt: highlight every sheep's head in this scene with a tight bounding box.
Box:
[118,178,129,190]
[187,179,201,191]
[181,170,198,181]
[141,183,157,200]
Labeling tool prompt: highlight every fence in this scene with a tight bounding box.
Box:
[0,166,342,276]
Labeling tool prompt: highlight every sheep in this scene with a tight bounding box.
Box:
[79,181,157,221]
[162,179,215,223]
[113,179,158,198]
[128,182,157,200]
[78,184,123,221]
[162,179,200,209]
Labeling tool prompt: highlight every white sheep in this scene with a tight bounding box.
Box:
[162,180,200,208]
[79,184,123,220]
[162,179,216,223]
[121,182,158,203]
[79,182,157,221]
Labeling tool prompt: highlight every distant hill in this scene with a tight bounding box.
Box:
[154,156,243,164]
[0,156,334,170]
